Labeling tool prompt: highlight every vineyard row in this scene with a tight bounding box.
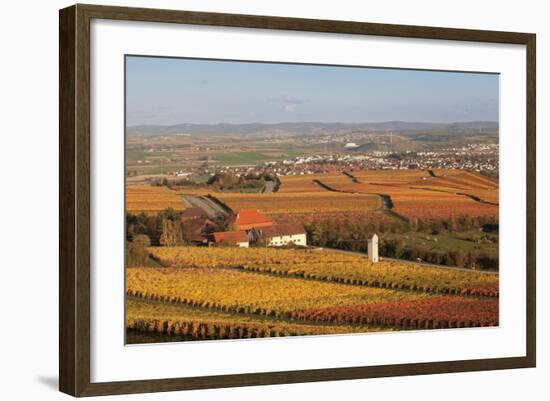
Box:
[126,291,497,330]
[294,297,499,328]
[127,291,295,319]
[128,319,302,340]
[236,265,499,298]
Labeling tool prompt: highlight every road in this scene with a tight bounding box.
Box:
[182,195,232,219]
[315,247,499,275]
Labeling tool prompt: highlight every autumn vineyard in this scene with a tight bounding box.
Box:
[126,244,499,343]
[125,167,499,343]
[124,135,503,346]
[123,56,501,344]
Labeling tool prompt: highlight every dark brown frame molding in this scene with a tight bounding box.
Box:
[59,3,536,397]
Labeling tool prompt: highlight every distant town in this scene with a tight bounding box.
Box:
[143,142,499,184]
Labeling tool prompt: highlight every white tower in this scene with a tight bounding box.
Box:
[367,234,379,263]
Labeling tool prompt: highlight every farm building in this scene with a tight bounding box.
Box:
[213,230,249,248]
[180,207,217,245]
[180,207,210,222]
[233,209,273,231]
[252,223,307,247]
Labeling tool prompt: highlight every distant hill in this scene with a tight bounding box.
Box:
[127,121,498,137]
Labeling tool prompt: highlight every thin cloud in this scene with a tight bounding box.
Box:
[282,95,307,105]
[283,103,298,113]
[279,96,308,113]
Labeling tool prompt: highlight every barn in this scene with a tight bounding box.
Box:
[180,207,217,245]
[233,209,273,231]
[180,207,210,222]
[213,230,250,248]
[252,223,307,247]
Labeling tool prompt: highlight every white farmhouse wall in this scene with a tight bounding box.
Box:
[268,233,307,247]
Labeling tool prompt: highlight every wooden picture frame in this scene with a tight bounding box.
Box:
[59,3,536,397]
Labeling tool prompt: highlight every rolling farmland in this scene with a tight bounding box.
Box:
[126,185,186,213]
[216,169,497,222]
[125,169,499,343]
[277,174,332,193]
[126,267,429,314]
[311,169,499,221]
[148,247,498,296]
[127,298,389,342]
[123,59,501,345]
[215,191,381,215]
[127,246,498,343]
[149,246,366,267]
[127,168,498,222]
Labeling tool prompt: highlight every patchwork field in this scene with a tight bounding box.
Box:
[127,169,498,223]
[312,170,499,221]
[127,246,499,343]
[352,169,432,185]
[277,174,332,193]
[125,169,499,343]
[387,189,497,221]
[126,185,186,213]
[408,171,499,205]
[215,191,381,215]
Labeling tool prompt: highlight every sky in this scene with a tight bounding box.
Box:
[126,56,499,126]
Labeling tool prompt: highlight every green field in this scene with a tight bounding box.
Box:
[126,150,150,161]
[126,150,175,162]
[384,230,498,258]
[212,149,305,166]
[210,151,268,166]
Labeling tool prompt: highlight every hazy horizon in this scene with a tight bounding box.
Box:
[127,120,499,128]
[126,56,499,127]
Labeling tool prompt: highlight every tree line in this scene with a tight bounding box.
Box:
[126,209,230,246]
[126,208,231,267]
[304,215,498,270]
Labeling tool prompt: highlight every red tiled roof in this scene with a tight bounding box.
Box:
[234,210,273,227]
[213,230,249,244]
[257,223,305,238]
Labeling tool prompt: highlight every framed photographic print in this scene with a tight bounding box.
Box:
[59,4,536,397]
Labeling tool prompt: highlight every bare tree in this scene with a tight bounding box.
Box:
[160,218,181,247]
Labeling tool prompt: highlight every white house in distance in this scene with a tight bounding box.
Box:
[252,223,307,247]
[367,233,379,262]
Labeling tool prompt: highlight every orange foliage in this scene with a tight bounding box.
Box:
[314,170,498,221]
[126,185,186,213]
[216,191,381,214]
